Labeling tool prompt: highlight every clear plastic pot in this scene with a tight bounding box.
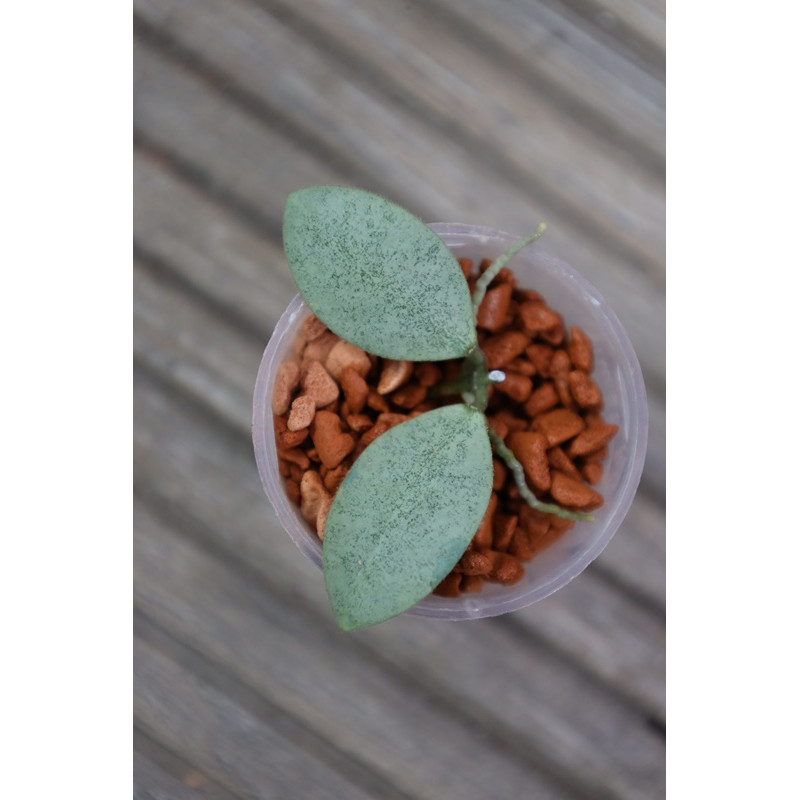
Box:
[253,223,648,620]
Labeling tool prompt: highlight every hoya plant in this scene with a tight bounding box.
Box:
[282,186,590,630]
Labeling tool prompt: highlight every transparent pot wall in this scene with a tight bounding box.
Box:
[253,223,648,620]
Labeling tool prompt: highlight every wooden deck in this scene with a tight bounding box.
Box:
[133,1,665,797]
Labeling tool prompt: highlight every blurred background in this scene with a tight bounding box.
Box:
[133,0,664,797]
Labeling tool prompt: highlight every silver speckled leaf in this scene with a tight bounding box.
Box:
[322,404,493,630]
[283,186,476,360]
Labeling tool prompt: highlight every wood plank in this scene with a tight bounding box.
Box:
[134,618,391,800]
[132,3,666,383]
[133,151,294,338]
[133,148,665,498]
[259,0,665,267]
[134,252,664,607]
[511,569,665,719]
[134,371,665,797]
[134,38,349,237]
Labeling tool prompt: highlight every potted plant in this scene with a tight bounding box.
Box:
[253,186,647,631]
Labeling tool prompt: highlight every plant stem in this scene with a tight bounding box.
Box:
[471,223,547,321]
[487,427,594,522]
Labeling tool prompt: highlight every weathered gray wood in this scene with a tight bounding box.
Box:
[512,570,665,719]
[595,491,665,608]
[133,151,294,337]
[259,0,664,269]
[134,254,664,607]
[428,0,665,161]
[133,0,665,383]
[133,372,665,798]
[134,38,347,236]
[134,729,241,800]
[135,618,389,800]
[548,0,666,57]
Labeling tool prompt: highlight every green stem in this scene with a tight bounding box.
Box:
[487,427,594,522]
[471,223,547,321]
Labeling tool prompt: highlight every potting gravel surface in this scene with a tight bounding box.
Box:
[273,258,617,598]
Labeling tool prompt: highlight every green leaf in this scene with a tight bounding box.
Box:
[322,404,493,630]
[283,186,477,360]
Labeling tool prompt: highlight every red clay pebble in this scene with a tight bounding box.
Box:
[584,445,609,464]
[377,360,414,395]
[391,383,427,409]
[345,413,373,433]
[508,431,551,491]
[539,323,565,346]
[482,331,531,369]
[285,478,300,505]
[340,367,369,414]
[550,471,603,510]
[568,326,594,372]
[414,362,443,387]
[456,551,493,576]
[534,409,586,447]
[519,301,561,335]
[277,446,310,470]
[461,575,485,593]
[492,459,507,490]
[366,389,390,413]
[525,343,555,377]
[491,409,527,434]
[287,395,316,431]
[433,573,462,597]
[492,513,518,551]
[473,492,498,549]
[547,446,582,481]
[359,419,392,448]
[568,370,602,409]
[567,423,618,458]
[476,283,513,331]
[487,416,509,441]
[524,382,559,417]
[581,462,604,485]
[494,371,532,403]
[325,340,371,381]
[272,360,300,415]
[487,551,524,585]
[301,332,341,369]
[300,314,328,342]
[519,506,551,538]
[507,357,536,377]
[302,360,339,407]
[310,410,355,469]
[323,464,349,493]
